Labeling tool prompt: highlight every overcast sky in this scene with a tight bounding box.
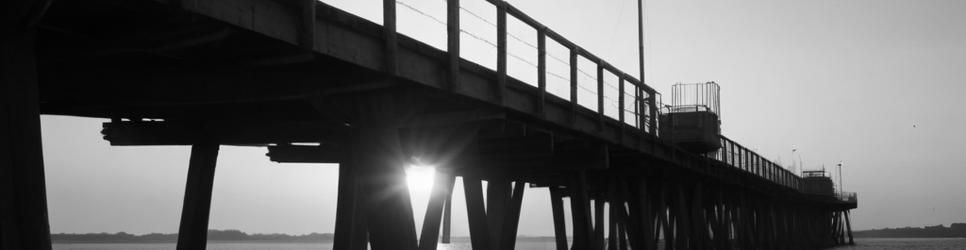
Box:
[42,0,966,236]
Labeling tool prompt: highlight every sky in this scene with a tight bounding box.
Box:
[41,0,966,236]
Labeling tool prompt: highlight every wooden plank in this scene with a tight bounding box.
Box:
[176,144,220,250]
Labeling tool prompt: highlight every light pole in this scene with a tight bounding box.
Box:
[837,161,844,196]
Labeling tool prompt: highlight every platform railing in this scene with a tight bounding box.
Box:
[837,192,857,203]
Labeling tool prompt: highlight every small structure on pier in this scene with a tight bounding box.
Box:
[802,170,835,195]
[660,82,722,153]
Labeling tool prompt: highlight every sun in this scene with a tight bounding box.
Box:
[406,164,437,230]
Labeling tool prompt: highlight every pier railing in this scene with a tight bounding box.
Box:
[383,0,818,195]
[709,136,802,191]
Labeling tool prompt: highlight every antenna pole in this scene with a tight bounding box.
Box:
[637,0,645,86]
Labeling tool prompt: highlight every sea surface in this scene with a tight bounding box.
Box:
[53,238,966,250]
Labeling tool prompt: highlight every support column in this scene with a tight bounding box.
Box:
[499,181,526,250]
[570,171,595,250]
[176,144,220,250]
[845,210,854,245]
[353,129,418,250]
[1,3,52,247]
[441,187,453,244]
[550,187,568,250]
[463,176,491,250]
[333,154,368,250]
[418,170,455,250]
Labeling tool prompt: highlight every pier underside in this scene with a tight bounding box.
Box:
[2,0,855,249]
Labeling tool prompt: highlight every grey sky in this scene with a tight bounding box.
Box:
[42,0,966,236]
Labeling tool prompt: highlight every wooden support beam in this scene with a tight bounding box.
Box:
[594,198,606,248]
[570,171,595,250]
[499,181,527,250]
[266,145,340,163]
[176,144,220,250]
[418,170,456,250]
[102,120,346,146]
[1,15,52,249]
[441,186,453,244]
[845,210,854,245]
[352,129,417,250]
[486,178,510,247]
[549,187,569,250]
[462,176,492,250]
[333,157,368,250]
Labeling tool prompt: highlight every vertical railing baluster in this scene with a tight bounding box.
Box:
[569,48,578,123]
[597,63,604,130]
[537,27,547,117]
[447,0,460,92]
[635,84,641,130]
[619,78,625,125]
[496,1,507,105]
[637,84,644,132]
[383,0,397,76]
[647,89,658,135]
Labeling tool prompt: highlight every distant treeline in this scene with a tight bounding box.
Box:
[854,223,966,238]
[51,230,333,243]
[51,230,557,243]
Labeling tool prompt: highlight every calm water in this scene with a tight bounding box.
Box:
[53,238,966,250]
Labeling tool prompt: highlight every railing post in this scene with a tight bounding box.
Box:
[537,27,547,117]
[298,0,316,50]
[647,90,658,135]
[383,0,397,76]
[496,1,507,105]
[635,84,641,129]
[597,62,605,130]
[447,0,460,92]
[570,48,579,124]
[619,78,625,125]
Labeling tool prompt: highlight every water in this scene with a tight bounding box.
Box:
[53,238,966,250]
[52,242,554,250]
[830,238,966,249]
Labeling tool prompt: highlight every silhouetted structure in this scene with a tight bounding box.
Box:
[1,0,856,249]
